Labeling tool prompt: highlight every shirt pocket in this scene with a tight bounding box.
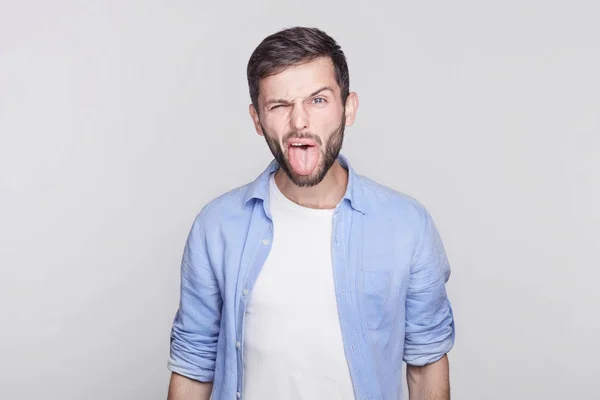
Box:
[362,270,393,330]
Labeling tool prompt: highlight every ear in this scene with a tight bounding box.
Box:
[249,104,264,136]
[343,92,359,126]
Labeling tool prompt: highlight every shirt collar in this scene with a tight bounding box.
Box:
[244,153,366,215]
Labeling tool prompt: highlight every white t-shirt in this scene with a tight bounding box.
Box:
[242,173,355,400]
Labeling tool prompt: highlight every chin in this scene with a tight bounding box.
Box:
[283,162,327,188]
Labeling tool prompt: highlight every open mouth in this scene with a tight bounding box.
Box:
[290,143,312,149]
[287,139,319,175]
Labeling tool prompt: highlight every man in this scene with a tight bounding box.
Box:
[167,27,455,400]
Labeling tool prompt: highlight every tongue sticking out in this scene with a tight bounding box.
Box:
[288,145,319,175]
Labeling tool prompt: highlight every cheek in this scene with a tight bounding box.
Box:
[312,108,343,132]
[263,115,291,138]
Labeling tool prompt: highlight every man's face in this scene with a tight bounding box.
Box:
[250,57,357,187]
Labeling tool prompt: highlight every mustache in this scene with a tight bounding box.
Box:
[282,131,323,147]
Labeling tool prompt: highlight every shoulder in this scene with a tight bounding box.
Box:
[191,182,255,231]
[357,174,429,223]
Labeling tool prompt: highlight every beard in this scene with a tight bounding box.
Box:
[261,114,346,187]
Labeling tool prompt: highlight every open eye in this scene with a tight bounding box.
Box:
[312,97,327,105]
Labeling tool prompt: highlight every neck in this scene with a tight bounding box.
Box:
[274,161,348,209]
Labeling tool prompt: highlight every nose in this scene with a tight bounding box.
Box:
[290,103,309,132]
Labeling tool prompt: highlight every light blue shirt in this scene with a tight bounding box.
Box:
[168,154,455,400]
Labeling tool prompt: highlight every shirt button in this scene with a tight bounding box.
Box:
[262,239,269,246]
[236,392,241,399]
[236,341,241,349]
[242,288,248,296]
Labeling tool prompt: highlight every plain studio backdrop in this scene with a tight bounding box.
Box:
[1,1,599,399]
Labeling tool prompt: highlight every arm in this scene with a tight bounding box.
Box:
[407,354,449,400]
[403,206,455,399]
[167,210,222,399]
[167,372,213,400]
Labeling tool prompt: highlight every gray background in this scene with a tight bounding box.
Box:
[1,1,599,399]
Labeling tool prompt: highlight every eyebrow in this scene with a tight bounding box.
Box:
[263,86,334,108]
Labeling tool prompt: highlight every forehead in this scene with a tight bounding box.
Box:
[258,57,339,102]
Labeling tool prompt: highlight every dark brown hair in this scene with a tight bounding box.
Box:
[247,27,350,110]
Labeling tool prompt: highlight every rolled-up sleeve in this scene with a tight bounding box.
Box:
[168,210,222,382]
[403,206,455,366]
